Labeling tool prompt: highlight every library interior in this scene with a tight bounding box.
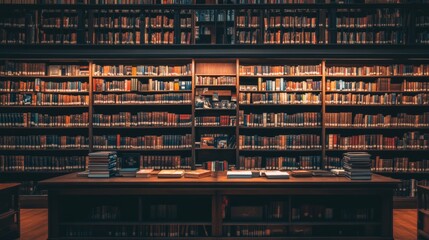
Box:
[0,0,429,239]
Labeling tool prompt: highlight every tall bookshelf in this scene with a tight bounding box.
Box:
[0,60,90,202]
[1,1,429,46]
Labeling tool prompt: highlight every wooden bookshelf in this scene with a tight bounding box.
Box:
[418,185,429,239]
[1,2,429,46]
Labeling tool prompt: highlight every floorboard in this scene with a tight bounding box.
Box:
[18,209,418,240]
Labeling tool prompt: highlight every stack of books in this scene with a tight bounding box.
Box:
[88,151,117,178]
[343,152,372,180]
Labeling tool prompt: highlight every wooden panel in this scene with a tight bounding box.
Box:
[195,62,236,75]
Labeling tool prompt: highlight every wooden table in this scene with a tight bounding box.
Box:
[41,173,399,240]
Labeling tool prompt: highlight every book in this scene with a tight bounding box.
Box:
[184,169,211,178]
[119,168,138,177]
[120,153,140,169]
[264,171,290,179]
[227,170,252,179]
[330,169,346,176]
[158,169,185,178]
[290,170,312,177]
[136,169,154,178]
[76,170,89,177]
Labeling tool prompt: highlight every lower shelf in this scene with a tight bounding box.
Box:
[393,197,417,209]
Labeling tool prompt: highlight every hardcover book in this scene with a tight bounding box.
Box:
[184,169,211,178]
[158,170,185,178]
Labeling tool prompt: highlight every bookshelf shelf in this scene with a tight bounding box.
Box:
[240,90,321,93]
[0,105,89,108]
[326,149,429,152]
[195,126,236,128]
[239,126,321,129]
[240,75,322,78]
[93,90,192,93]
[93,126,191,129]
[239,149,322,152]
[92,75,192,78]
[239,104,321,107]
[325,90,429,93]
[92,149,192,152]
[195,148,236,151]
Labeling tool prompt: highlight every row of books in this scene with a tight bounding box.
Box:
[325,93,429,105]
[63,225,209,238]
[236,30,260,44]
[416,16,429,27]
[417,32,429,44]
[240,78,321,92]
[0,155,87,172]
[195,115,236,126]
[0,63,45,76]
[0,63,88,76]
[239,134,321,150]
[236,15,260,28]
[93,112,192,126]
[326,132,429,150]
[263,31,318,45]
[237,156,321,170]
[195,76,236,85]
[0,93,89,106]
[0,79,89,92]
[93,16,140,29]
[0,30,33,45]
[325,64,429,76]
[91,31,142,45]
[92,134,192,149]
[0,17,30,28]
[325,112,429,127]
[93,78,191,92]
[239,65,321,76]
[90,0,192,3]
[0,135,89,149]
[141,155,192,169]
[93,64,192,76]
[372,157,429,172]
[239,92,321,104]
[336,9,402,28]
[196,10,234,22]
[41,16,78,28]
[89,205,120,221]
[394,179,417,197]
[264,15,317,28]
[0,112,89,127]
[326,79,429,92]
[239,111,321,127]
[93,93,192,104]
[223,226,286,237]
[335,31,405,45]
[291,205,375,221]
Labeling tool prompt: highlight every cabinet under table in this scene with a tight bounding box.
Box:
[40,173,400,240]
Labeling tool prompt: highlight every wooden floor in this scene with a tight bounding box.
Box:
[19,209,417,240]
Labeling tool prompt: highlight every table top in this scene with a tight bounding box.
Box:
[40,172,400,188]
[0,183,21,191]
